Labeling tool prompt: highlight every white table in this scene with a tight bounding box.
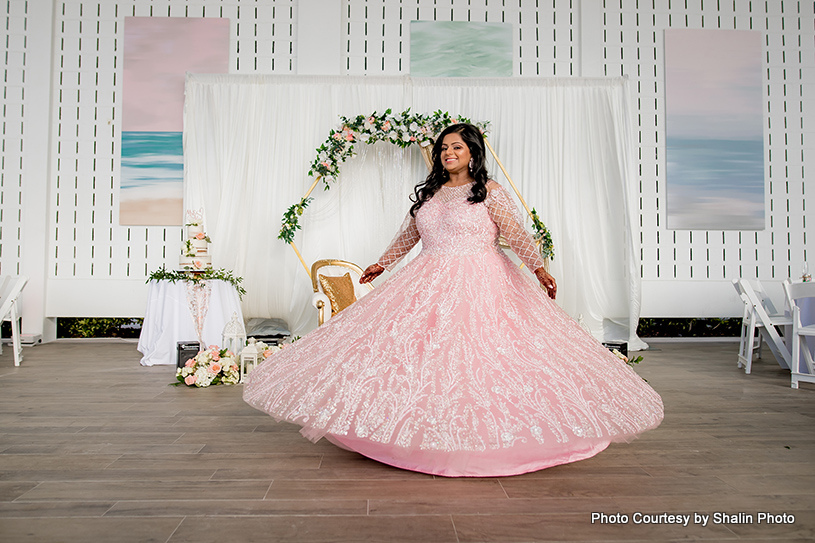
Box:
[138,279,243,366]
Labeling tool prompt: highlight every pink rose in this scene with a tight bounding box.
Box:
[410,136,416,141]
[263,349,275,358]
[210,363,222,373]
[345,133,354,141]
[193,260,203,269]
[195,232,206,240]
[184,358,195,368]
[208,345,219,351]
[383,121,391,130]
[184,375,197,385]
[230,365,239,372]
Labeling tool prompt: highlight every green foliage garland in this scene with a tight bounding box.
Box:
[279,109,555,264]
[148,266,247,299]
[530,208,555,262]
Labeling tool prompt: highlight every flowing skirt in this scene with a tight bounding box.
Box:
[243,249,663,477]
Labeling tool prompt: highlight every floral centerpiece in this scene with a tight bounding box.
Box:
[252,340,283,360]
[174,345,241,387]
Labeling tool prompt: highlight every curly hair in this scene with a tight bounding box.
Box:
[409,123,489,217]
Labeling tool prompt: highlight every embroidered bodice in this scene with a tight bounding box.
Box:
[377,183,546,272]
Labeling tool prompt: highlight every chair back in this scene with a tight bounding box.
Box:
[786,281,815,304]
[0,275,28,319]
[738,278,791,366]
[311,259,373,301]
[782,279,794,312]
[752,279,781,316]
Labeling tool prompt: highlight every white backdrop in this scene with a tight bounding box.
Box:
[183,75,644,348]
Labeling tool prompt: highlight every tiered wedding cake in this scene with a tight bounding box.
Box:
[179,215,212,271]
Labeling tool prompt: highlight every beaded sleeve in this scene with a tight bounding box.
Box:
[376,212,421,271]
[485,185,546,272]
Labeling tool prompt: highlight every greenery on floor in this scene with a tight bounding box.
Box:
[55,318,143,339]
[637,317,741,338]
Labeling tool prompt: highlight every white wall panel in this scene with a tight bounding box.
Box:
[3,0,812,330]
[32,0,298,318]
[600,0,814,314]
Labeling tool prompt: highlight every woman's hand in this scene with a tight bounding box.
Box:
[359,263,385,284]
[534,267,557,300]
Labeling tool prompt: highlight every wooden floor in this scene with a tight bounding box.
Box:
[0,339,813,542]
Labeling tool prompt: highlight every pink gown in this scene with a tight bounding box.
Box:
[243,182,663,477]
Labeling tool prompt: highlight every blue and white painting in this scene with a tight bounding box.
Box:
[410,21,512,77]
[665,29,764,230]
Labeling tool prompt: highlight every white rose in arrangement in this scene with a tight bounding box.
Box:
[194,367,214,387]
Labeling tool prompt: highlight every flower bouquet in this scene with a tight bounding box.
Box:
[174,345,241,387]
[253,340,283,360]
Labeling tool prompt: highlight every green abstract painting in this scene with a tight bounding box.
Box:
[410,21,512,77]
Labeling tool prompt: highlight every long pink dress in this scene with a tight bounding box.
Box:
[243,183,663,477]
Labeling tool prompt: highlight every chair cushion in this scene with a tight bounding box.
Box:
[318,273,357,315]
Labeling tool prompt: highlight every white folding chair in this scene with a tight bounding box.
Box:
[784,281,815,389]
[732,278,791,373]
[0,275,29,367]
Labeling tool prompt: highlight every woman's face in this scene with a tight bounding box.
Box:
[440,132,472,175]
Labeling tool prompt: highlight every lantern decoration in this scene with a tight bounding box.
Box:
[222,312,246,357]
[240,337,260,382]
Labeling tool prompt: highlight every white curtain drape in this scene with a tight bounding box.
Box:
[184,75,646,349]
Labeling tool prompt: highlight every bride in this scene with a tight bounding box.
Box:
[243,123,663,477]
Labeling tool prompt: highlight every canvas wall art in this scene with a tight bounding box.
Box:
[410,21,512,77]
[120,17,229,226]
[664,28,764,230]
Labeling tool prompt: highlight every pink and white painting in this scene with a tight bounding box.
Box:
[121,17,229,226]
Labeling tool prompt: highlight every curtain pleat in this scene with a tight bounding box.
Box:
[183,75,645,348]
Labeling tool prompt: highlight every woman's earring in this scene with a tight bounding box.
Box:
[469,158,474,172]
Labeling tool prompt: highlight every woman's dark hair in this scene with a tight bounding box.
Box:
[409,123,489,217]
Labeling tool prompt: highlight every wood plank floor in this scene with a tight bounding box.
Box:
[0,339,813,542]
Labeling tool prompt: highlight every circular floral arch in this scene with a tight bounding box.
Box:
[278,109,553,276]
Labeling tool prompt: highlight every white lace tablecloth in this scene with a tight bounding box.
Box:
[138,279,243,366]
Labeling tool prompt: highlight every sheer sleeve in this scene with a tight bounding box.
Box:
[485,184,546,272]
[376,212,421,271]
